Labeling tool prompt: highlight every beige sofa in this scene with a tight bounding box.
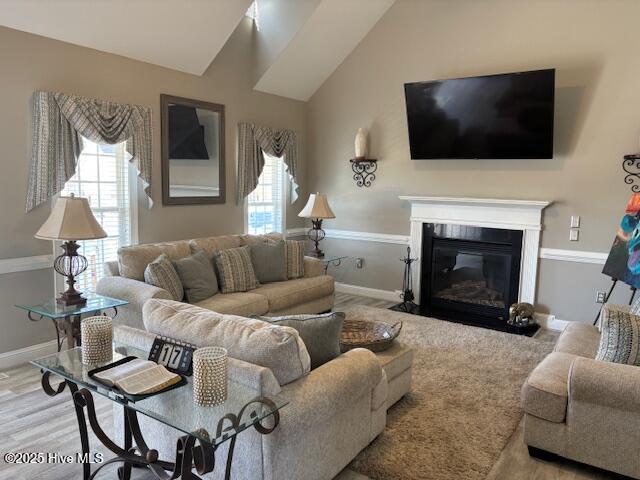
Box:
[97,233,335,329]
[521,305,640,479]
[113,299,387,480]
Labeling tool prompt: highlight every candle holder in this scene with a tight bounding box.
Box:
[81,316,113,365]
[193,347,228,406]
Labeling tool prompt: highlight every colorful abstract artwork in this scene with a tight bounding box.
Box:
[603,193,640,288]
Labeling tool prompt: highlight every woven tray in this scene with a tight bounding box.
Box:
[340,319,403,353]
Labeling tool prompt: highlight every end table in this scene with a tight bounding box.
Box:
[16,295,128,351]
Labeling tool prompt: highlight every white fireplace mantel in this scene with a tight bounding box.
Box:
[399,195,552,305]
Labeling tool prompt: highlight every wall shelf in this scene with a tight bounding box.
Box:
[350,158,377,187]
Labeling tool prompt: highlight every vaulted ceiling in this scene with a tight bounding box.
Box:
[0,0,395,100]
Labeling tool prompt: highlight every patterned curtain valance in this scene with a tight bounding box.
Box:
[26,91,153,211]
[237,122,299,205]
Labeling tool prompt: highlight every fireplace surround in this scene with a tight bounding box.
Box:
[400,196,551,328]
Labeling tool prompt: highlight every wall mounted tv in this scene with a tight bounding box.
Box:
[404,69,555,159]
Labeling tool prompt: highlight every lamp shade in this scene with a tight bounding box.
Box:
[35,194,107,241]
[298,193,336,219]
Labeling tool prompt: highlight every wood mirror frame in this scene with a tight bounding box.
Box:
[161,94,226,205]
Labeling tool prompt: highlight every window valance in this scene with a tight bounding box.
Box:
[237,122,299,204]
[26,91,153,211]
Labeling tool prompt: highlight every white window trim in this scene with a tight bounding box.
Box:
[244,153,288,235]
[52,143,139,296]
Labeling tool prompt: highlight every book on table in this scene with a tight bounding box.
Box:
[93,358,181,395]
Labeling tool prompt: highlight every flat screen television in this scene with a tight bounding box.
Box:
[404,69,555,159]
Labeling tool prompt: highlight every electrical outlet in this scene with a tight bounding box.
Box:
[570,215,580,228]
[355,258,364,269]
[569,229,579,241]
[596,290,607,304]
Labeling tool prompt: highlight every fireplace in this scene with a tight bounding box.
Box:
[420,223,523,330]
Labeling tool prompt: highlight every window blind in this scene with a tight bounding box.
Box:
[247,153,286,235]
[60,139,132,294]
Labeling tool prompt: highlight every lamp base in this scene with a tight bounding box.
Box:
[57,290,87,307]
[306,248,325,259]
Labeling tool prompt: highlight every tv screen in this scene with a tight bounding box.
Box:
[404,69,555,159]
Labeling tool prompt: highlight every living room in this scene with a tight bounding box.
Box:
[1,0,639,479]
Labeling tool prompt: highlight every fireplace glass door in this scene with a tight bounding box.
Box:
[431,245,511,311]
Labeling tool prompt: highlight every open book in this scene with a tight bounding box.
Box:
[93,358,181,396]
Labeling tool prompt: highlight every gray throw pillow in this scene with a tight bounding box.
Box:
[250,240,287,283]
[596,306,640,366]
[256,312,345,369]
[172,250,218,303]
[144,254,184,301]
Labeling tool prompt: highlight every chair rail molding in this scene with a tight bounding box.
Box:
[0,254,53,275]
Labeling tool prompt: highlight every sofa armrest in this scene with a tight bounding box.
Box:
[276,348,383,429]
[569,357,640,414]
[97,276,172,310]
[304,256,324,278]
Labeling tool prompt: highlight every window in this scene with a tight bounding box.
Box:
[246,153,287,235]
[59,139,136,294]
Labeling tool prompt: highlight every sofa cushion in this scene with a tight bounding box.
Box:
[214,246,260,293]
[118,241,191,280]
[144,254,184,301]
[195,292,269,317]
[553,322,600,358]
[143,299,311,385]
[596,306,640,366]
[374,341,415,381]
[240,233,283,245]
[252,275,334,312]
[250,240,287,283]
[521,351,575,423]
[258,312,345,369]
[286,240,306,279]
[189,235,242,258]
[172,251,218,303]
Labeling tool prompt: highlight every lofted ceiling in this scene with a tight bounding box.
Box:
[0,0,395,100]
[0,0,253,75]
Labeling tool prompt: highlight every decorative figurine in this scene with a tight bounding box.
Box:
[508,302,535,326]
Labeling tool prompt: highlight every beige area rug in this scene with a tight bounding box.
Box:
[346,306,555,480]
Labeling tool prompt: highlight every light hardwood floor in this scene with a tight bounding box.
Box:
[0,293,621,479]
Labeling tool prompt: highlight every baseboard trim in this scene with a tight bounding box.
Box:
[0,254,53,275]
[533,313,570,332]
[335,282,402,303]
[0,339,58,370]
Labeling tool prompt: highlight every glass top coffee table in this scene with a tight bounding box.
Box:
[32,344,287,480]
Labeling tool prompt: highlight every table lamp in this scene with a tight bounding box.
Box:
[35,193,107,307]
[298,193,335,258]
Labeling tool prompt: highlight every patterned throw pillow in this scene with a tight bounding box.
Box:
[286,240,306,279]
[214,246,260,293]
[596,306,640,366]
[630,295,640,316]
[144,254,184,301]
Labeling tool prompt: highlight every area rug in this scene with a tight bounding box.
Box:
[345,305,555,480]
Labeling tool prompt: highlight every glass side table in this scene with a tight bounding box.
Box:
[32,344,287,480]
[16,295,128,351]
[321,255,349,274]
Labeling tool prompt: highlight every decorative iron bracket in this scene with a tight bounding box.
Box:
[350,159,377,187]
[623,154,640,192]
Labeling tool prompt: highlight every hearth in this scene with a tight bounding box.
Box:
[420,223,523,331]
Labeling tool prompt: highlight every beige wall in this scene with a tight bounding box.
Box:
[0,19,307,354]
[306,0,640,322]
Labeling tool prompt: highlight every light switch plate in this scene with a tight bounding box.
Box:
[569,229,579,241]
[570,215,581,228]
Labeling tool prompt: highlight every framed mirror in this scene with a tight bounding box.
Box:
[161,94,225,205]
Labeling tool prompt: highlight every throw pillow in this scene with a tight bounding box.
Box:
[214,246,260,293]
[630,295,640,316]
[144,254,184,301]
[256,312,345,369]
[596,306,640,366]
[250,240,287,283]
[172,250,218,303]
[286,240,306,279]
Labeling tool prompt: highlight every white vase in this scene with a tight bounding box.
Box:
[354,128,368,160]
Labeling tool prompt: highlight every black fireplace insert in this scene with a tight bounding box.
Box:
[420,223,523,331]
